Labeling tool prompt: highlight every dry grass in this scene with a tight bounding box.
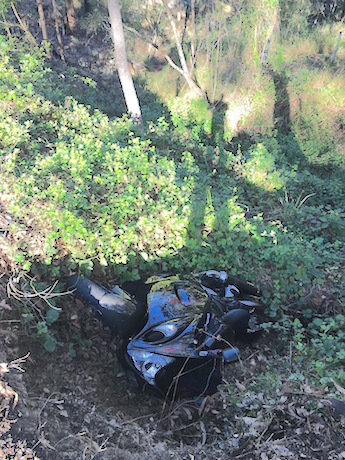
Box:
[283,25,345,64]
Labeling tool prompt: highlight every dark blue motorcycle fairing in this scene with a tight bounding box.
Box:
[128,276,249,360]
[70,270,264,397]
[156,356,224,397]
[145,276,208,325]
[127,318,200,358]
[122,351,223,397]
[128,276,227,359]
[68,274,146,338]
[145,290,205,324]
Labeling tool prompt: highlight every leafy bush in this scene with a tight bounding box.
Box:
[291,316,345,386]
[4,105,197,274]
[236,143,285,191]
[0,34,344,395]
[168,96,212,143]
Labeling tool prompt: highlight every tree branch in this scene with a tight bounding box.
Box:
[11,3,37,46]
[158,0,204,97]
[123,24,184,75]
[124,5,204,98]
[164,54,185,75]
[123,24,158,49]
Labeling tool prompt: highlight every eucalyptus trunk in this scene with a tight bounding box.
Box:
[65,0,77,35]
[107,0,143,127]
[51,0,65,61]
[36,0,48,42]
[161,0,204,98]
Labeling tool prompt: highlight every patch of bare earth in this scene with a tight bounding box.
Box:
[0,274,344,460]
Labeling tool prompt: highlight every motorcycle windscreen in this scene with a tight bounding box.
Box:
[146,278,208,325]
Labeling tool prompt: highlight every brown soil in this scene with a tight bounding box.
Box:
[1,279,345,460]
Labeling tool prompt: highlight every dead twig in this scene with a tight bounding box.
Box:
[7,272,66,311]
[37,392,61,433]
[331,378,345,396]
[0,352,30,375]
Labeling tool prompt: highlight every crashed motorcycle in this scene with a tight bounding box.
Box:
[68,270,264,399]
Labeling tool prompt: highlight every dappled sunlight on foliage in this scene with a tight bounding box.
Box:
[0,31,344,396]
[0,0,344,456]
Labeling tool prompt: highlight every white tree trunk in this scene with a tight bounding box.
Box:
[107,0,143,127]
[161,0,204,98]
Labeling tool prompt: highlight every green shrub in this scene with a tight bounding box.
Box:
[168,96,212,143]
[0,34,344,379]
[237,143,285,191]
[290,316,345,387]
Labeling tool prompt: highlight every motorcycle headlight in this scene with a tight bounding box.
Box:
[154,323,178,337]
[129,350,174,385]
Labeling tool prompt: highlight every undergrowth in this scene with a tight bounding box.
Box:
[0,35,344,389]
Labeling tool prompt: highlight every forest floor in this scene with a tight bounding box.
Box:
[1,5,345,458]
[1,275,345,460]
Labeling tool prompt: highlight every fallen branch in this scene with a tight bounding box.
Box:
[0,352,30,375]
[7,272,71,311]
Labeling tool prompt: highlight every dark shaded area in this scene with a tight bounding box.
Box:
[267,68,291,136]
[211,97,228,147]
[144,55,167,73]
[309,0,345,24]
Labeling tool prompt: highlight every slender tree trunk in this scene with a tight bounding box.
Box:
[65,0,77,35]
[176,0,181,30]
[190,0,195,66]
[212,28,221,103]
[11,2,37,46]
[1,12,12,39]
[36,0,52,59]
[107,0,143,127]
[51,0,65,61]
[161,0,204,98]
[331,31,342,62]
[36,0,48,41]
[84,0,91,13]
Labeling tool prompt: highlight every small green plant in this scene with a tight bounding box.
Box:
[288,316,345,388]
[34,320,61,352]
[238,143,285,191]
[8,274,63,352]
[168,96,212,144]
[68,335,93,358]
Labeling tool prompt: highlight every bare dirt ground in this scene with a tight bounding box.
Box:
[1,275,345,460]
